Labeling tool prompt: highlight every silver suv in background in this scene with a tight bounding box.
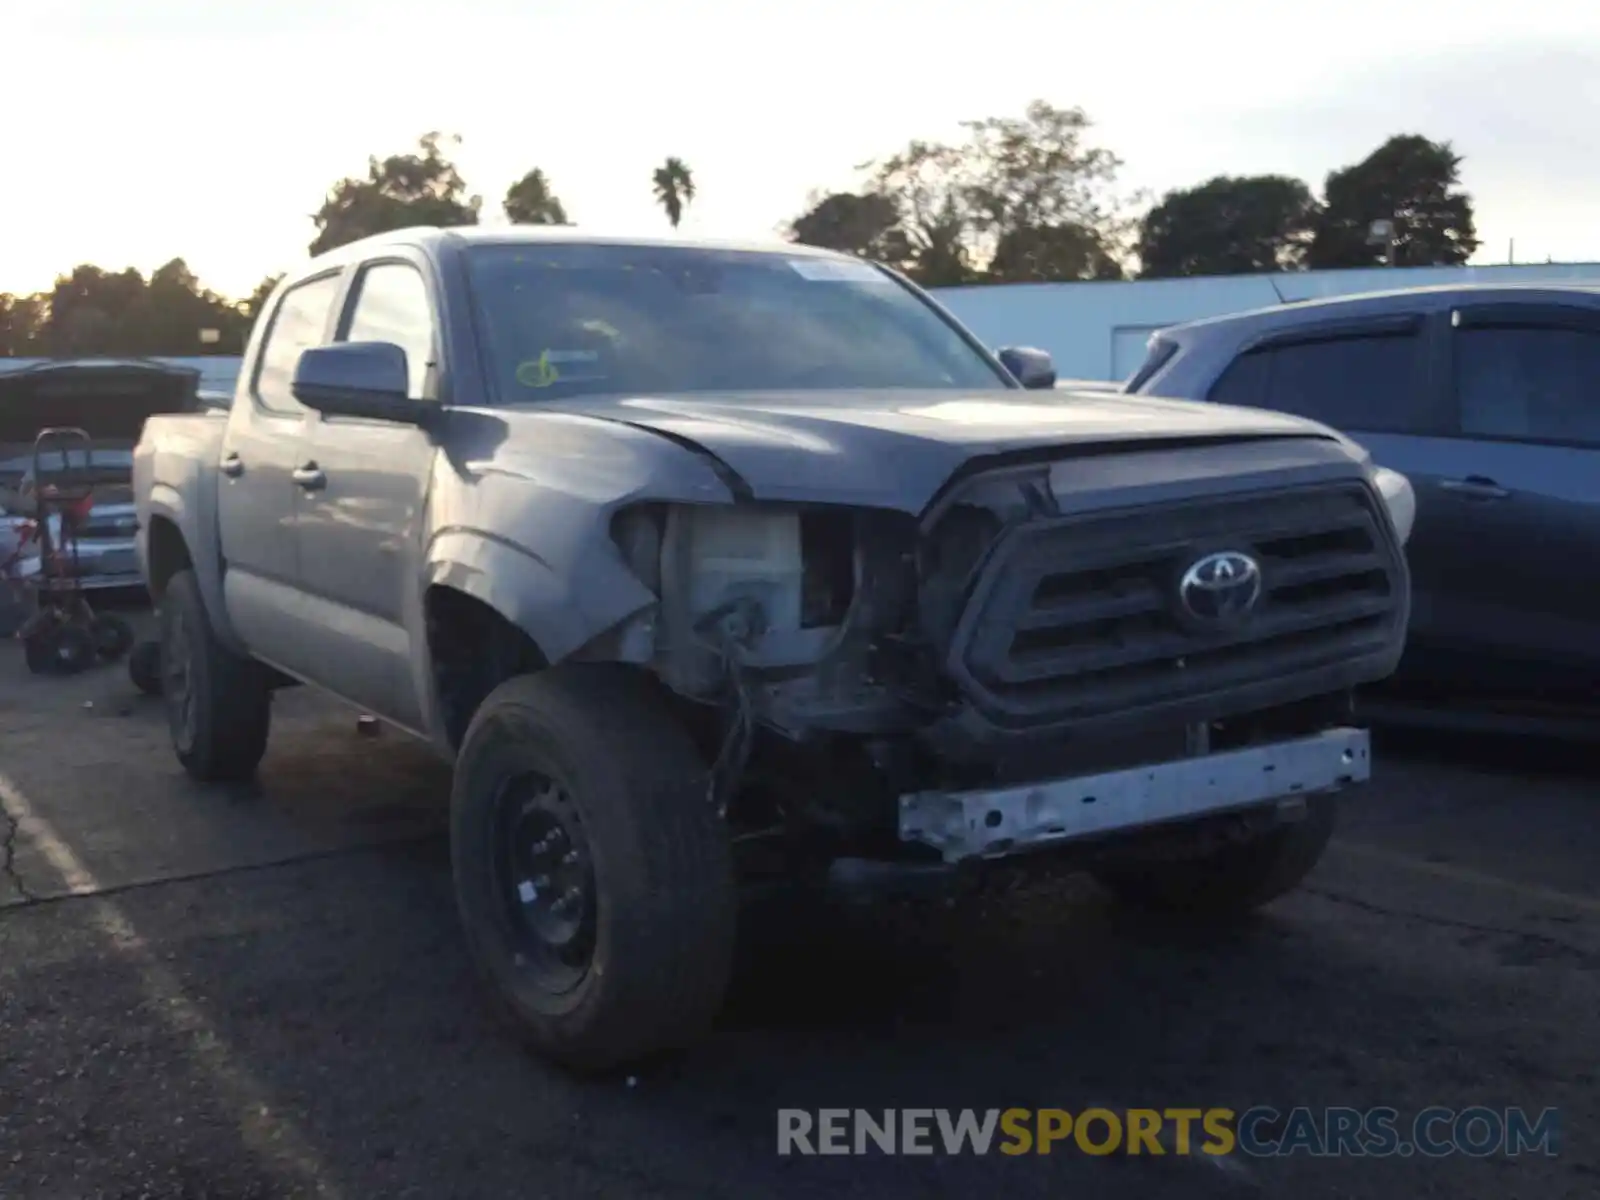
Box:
[1125,284,1600,733]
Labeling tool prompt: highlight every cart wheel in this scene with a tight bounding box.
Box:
[25,624,96,675]
[129,640,163,696]
[23,625,58,675]
[90,612,136,661]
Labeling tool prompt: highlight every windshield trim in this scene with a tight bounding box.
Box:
[455,242,1019,407]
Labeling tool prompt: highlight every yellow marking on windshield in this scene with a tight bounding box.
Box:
[516,352,561,388]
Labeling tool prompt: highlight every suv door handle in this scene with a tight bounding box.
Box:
[220,452,243,478]
[292,463,326,491]
[1440,475,1509,500]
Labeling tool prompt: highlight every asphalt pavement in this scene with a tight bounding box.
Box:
[0,621,1595,1200]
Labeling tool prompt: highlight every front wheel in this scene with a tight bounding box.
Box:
[451,665,736,1073]
[1092,797,1338,917]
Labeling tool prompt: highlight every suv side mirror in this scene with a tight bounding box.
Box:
[292,342,424,423]
[997,345,1057,390]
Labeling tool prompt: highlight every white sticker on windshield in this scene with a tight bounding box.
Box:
[788,258,884,283]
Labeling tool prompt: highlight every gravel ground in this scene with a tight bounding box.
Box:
[0,619,1595,1200]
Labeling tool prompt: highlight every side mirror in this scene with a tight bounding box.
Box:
[997,346,1057,390]
[292,342,424,423]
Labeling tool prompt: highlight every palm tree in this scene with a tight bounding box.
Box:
[651,157,696,228]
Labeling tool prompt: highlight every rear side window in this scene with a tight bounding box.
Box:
[1206,331,1427,433]
[254,274,343,414]
[1454,324,1600,446]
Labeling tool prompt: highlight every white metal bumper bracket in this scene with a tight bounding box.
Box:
[899,727,1370,863]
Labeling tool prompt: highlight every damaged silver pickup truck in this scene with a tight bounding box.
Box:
[133,228,1415,1070]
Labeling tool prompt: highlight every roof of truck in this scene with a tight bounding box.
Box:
[309,224,859,267]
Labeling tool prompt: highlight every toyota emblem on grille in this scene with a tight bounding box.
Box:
[1178,550,1262,622]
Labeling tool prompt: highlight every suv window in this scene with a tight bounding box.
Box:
[1207,330,1426,433]
[342,263,435,399]
[254,274,343,413]
[1454,324,1600,446]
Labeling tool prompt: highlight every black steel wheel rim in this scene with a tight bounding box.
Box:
[490,771,597,993]
[164,610,196,751]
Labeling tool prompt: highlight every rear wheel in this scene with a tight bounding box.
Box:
[451,665,736,1072]
[161,569,272,782]
[128,639,163,696]
[1092,797,1338,917]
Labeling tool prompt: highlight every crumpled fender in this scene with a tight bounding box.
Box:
[424,527,658,665]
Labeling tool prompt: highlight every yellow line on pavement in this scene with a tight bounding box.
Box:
[1328,838,1600,915]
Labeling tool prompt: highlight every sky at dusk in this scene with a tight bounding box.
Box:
[5,0,1598,299]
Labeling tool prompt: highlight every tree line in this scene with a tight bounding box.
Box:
[0,105,1478,357]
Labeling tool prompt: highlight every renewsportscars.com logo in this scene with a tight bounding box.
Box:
[776,1107,1561,1158]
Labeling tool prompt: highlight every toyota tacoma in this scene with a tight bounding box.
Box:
[132,228,1415,1070]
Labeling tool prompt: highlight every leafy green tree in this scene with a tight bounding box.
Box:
[136,258,254,353]
[504,168,569,225]
[785,191,911,264]
[242,274,284,324]
[309,132,482,256]
[862,140,980,285]
[1307,135,1478,269]
[43,264,150,355]
[1137,175,1320,278]
[651,157,696,228]
[0,292,48,356]
[860,101,1135,285]
[990,223,1124,282]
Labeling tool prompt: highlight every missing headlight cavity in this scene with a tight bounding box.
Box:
[800,510,855,628]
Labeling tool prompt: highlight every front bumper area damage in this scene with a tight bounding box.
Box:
[898,726,1369,863]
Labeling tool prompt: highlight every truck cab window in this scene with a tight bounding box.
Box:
[342,264,436,400]
[1455,324,1600,446]
[254,274,343,413]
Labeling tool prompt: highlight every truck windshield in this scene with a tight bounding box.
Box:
[463,243,1010,401]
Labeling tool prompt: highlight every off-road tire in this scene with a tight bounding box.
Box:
[161,569,271,782]
[451,664,737,1073]
[1092,797,1338,917]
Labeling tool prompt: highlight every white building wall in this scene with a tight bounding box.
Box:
[929,261,1600,381]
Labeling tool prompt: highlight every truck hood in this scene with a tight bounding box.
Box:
[532,388,1337,509]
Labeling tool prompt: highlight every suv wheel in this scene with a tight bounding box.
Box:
[451,665,736,1072]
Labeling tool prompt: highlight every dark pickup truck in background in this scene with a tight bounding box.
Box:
[1124,284,1600,733]
[1,360,202,626]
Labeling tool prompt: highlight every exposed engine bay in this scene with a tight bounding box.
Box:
[599,437,1412,869]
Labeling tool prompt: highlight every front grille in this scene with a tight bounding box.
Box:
[943,482,1405,725]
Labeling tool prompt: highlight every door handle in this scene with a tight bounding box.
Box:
[1439,475,1509,500]
[292,463,326,491]
[220,453,243,478]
